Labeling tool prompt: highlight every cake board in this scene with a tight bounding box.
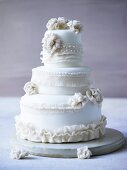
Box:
[10,128,125,159]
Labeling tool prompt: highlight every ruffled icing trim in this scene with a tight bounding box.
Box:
[15,115,107,143]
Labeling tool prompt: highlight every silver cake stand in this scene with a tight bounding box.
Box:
[10,128,125,159]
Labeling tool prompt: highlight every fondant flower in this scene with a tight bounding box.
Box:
[86,88,103,105]
[68,93,87,108]
[77,146,92,159]
[24,82,38,95]
[46,17,69,30]
[67,20,82,34]
[42,32,62,54]
[10,148,29,159]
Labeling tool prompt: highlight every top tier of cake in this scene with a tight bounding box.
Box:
[40,17,84,67]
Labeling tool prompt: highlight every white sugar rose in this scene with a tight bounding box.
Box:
[77,146,92,159]
[68,93,87,108]
[46,18,57,30]
[10,148,29,159]
[42,32,62,54]
[67,20,82,34]
[24,82,38,95]
[46,17,69,30]
[86,88,103,105]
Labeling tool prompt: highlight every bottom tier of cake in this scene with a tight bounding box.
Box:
[15,94,107,143]
[15,115,106,143]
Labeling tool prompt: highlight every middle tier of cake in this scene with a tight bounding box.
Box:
[31,66,92,95]
[19,93,102,130]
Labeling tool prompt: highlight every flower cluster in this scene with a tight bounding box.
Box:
[68,93,87,108]
[24,82,38,95]
[86,88,103,105]
[68,88,103,108]
[46,17,82,34]
[46,17,69,30]
[41,32,62,55]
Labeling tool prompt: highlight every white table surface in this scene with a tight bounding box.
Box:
[0,97,127,170]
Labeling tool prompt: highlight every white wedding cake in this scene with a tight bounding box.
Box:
[15,17,107,143]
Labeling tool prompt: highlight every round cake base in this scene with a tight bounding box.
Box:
[10,128,125,159]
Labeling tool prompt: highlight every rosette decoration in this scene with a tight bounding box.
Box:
[24,82,38,95]
[68,88,103,108]
[41,32,62,54]
[68,93,87,108]
[46,17,82,34]
[67,20,82,34]
[86,88,103,105]
[40,32,63,63]
[46,17,69,30]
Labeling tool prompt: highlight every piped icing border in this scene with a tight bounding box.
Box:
[32,66,91,76]
[32,75,91,87]
[15,115,106,143]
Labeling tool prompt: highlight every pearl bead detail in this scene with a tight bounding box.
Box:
[58,43,83,55]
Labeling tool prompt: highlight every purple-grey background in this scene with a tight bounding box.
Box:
[0,0,127,97]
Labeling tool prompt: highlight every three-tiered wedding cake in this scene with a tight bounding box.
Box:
[15,17,107,143]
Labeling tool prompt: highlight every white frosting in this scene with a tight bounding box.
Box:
[15,115,106,143]
[37,86,89,95]
[40,43,83,65]
[15,18,106,144]
[19,93,102,130]
[31,66,91,95]
[47,30,81,44]
[40,30,84,67]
